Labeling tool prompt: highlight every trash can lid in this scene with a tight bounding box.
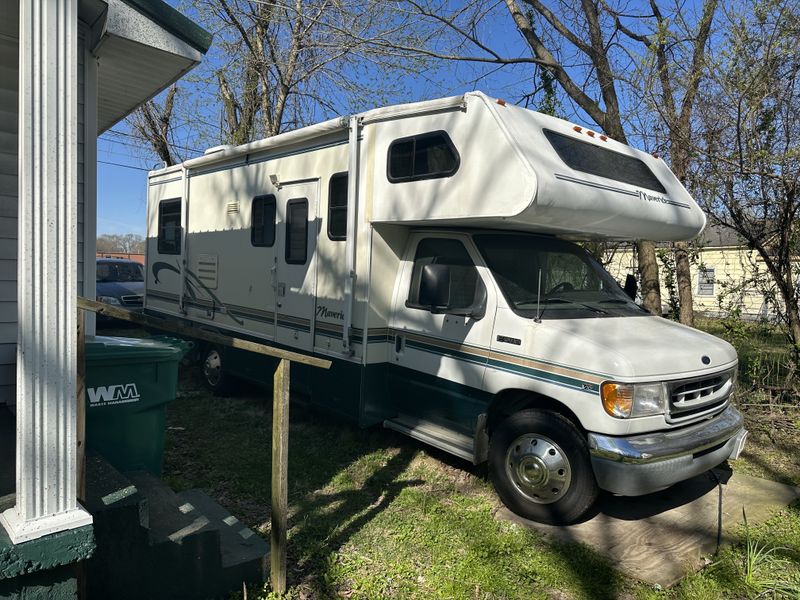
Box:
[85,336,187,363]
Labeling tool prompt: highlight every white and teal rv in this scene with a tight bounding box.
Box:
[144,92,747,523]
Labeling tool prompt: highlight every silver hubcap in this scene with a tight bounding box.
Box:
[505,434,571,504]
[204,350,222,386]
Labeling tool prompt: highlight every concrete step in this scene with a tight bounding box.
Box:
[126,471,222,599]
[178,489,269,593]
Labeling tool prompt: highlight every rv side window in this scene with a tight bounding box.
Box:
[158,199,181,255]
[251,195,276,247]
[285,198,308,264]
[407,238,481,311]
[388,131,459,183]
[543,129,667,193]
[328,173,348,241]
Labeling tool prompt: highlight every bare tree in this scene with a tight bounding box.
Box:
[612,0,719,326]
[201,0,427,142]
[97,234,146,254]
[695,0,800,352]
[129,85,180,166]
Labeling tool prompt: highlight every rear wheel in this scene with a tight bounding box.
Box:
[202,346,234,395]
[489,409,598,524]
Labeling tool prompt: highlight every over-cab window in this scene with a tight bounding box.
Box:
[251,195,276,247]
[407,238,482,310]
[388,131,459,183]
[328,173,348,241]
[543,129,667,193]
[285,198,308,264]
[158,199,181,255]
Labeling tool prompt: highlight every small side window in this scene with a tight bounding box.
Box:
[328,173,348,241]
[158,199,181,255]
[407,238,484,314]
[285,198,308,265]
[251,195,276,247]
[697,267,715,296]
[388,131,459,183]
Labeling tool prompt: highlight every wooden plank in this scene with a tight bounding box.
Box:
[77,297,331,369]
[76,309,86,503]
[270,358,290,594]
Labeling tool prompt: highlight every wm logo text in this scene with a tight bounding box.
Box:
[88,383,141,406]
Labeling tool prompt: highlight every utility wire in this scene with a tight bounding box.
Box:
[97,159,151,172]
[105,128,204,155]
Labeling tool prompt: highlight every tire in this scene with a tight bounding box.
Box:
[489,409,598,524]
[202,346,234,396]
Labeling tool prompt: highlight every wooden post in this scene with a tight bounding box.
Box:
[270,358,290,594]
[76,309,86,503]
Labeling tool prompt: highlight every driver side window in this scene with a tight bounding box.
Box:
[407,238,481,311]
[545,252,601,292]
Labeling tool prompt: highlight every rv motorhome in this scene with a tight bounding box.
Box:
[144,92,747,524]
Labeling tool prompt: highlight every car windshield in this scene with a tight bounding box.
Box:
[96,262,144,283]
[473,234,647,319]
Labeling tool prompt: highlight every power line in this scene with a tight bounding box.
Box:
[106,128,204,155]
[97,159,151,172]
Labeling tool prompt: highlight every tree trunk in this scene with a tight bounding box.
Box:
[674,241,694,326]
[637,240,662,315]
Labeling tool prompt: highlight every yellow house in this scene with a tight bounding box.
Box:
[604,225,795,319]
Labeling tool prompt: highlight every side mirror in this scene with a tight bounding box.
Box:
[624,274,637,301]
[419,264,451,311]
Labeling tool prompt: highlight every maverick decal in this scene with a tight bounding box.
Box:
[88,383,141,406]
[316,305,345,320]
[638,190,689,209]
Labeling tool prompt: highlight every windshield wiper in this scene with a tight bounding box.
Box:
[541,298,608,315]
[598,299,631,304]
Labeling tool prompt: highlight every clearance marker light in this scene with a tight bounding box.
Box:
[587,130,595,137]
[600,135,608,141]
[573,125,582,133]
[496,99,507,106]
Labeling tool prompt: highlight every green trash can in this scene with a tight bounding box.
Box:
[85,336,188,475]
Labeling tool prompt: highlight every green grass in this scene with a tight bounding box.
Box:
[163,366,800,600]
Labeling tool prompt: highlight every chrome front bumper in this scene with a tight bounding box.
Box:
[587,405,747,496]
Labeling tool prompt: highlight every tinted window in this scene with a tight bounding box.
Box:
[388,131,459,182]
[285,198,308,264]
[328,173,348,241]
[251,195,276,247]
[96,262,144,283]
[158,199,181,254]
[407,238,481,310]
[544,129,666,193]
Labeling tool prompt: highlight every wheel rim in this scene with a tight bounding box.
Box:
[504,433,572,504]
[204,350,222,387]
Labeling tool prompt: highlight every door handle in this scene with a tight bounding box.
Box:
[394,333,404,354]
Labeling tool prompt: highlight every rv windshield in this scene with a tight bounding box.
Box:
[474,234,647,320]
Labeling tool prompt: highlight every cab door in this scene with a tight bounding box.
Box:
[274,181,318,351]
[388,233,497,431]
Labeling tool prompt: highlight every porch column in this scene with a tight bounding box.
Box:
[0,0,92,544]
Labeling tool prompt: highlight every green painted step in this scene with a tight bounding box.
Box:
[177,489,269,593]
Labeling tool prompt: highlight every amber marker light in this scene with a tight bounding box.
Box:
[573,125,582,133]
[587,130,595,137]
[601,382,633,418]
[496,98,507,106]
[600,135,608,141]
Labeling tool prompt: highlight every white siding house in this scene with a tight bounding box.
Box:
[0,0,209,547]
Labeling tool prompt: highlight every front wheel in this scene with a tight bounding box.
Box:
[489,409,598,524]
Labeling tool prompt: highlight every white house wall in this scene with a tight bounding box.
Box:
[0,15,18,406]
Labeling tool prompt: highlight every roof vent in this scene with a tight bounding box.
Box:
[204,144,235,156]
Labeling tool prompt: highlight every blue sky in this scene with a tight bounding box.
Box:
[95,1,679,238]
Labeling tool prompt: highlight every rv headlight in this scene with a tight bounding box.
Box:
[97,295,122,305]
[601,382,666,418]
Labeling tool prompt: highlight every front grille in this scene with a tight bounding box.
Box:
[121,294,143,307]
[667,369,735,423]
